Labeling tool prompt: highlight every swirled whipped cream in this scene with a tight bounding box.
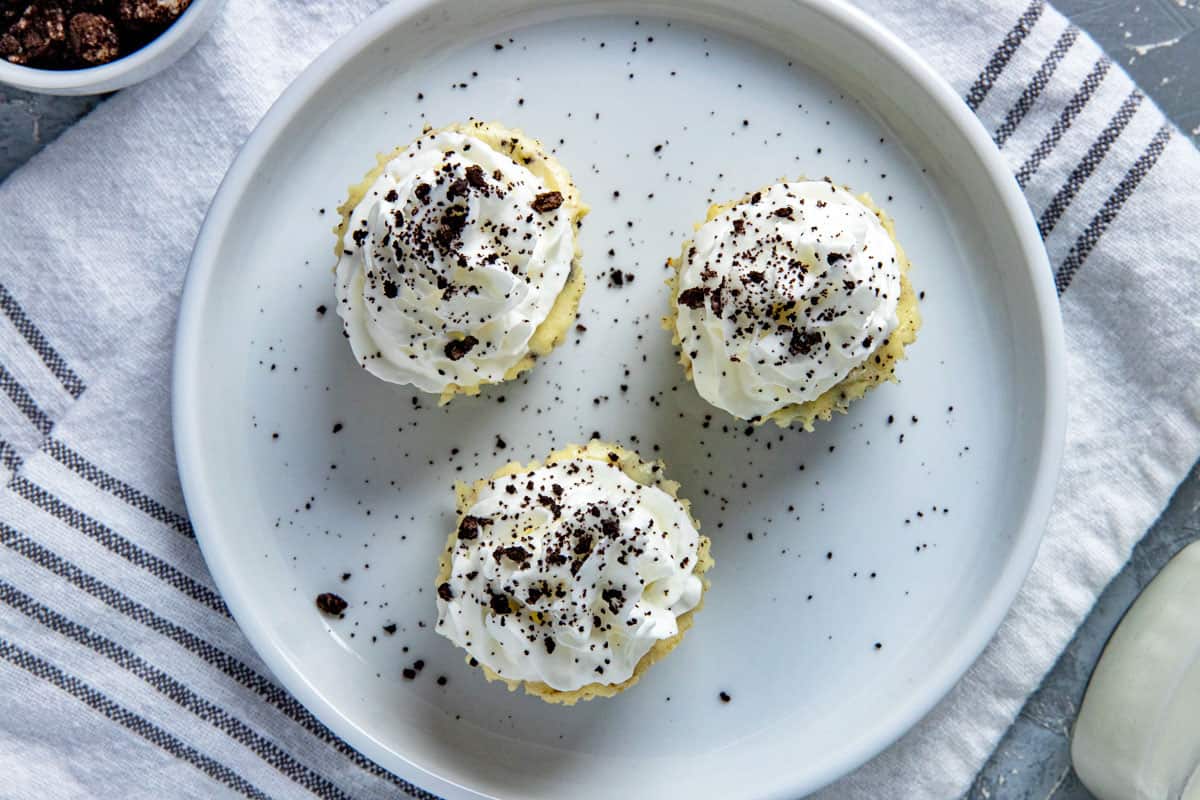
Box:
[435,449,704,692]
[334,125,576,394]
[673,180,901,420]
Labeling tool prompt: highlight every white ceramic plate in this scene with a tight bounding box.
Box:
[173,1,1065,797]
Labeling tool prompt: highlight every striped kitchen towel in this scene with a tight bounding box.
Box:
[0,1,1197,798]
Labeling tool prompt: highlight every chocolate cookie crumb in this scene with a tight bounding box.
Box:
[119,0,190,27]
[67,13,117,65]
[458,516,486,540]
[488,592,510,615]
[315,592,348,616]
[0,4,66,66]
[531,191,564,213]
[719,691,731,703]
[678,287,706,309]
[444,335,479,361]
[789,328,822,356]
[465,164,487,189]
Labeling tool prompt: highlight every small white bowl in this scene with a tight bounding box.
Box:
[0,0,225,95]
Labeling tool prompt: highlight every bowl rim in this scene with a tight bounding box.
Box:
[0,0,217,93]
[172,0,1067,797]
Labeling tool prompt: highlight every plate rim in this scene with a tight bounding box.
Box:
[172,1,1067,797]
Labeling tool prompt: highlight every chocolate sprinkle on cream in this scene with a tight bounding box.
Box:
[334,123,578,396]
[672,180,903,420]
[531,191,564,212]
[444,335,479,361]
[434,445,707,693]
[458,515,487,540]
[677,287,706,309]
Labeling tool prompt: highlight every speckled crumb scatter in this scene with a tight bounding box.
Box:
[245,14,978,741]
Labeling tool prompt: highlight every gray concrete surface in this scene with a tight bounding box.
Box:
[0,3,1197,799]
[1057,0,1200,146]
[0,89,101,179]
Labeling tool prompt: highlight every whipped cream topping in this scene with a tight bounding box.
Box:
[674,181,901,420]
[334,126,576,394]
[435,451,704,692]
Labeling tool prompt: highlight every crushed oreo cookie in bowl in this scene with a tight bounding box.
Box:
[0,0,223,94]
[1,1,190,68]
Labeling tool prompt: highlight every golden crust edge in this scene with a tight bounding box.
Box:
[435,441,713,705]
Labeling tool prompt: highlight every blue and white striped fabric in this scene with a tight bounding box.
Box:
[0,1,1196,798]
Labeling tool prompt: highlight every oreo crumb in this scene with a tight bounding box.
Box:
[531,191,564,212]
[678,287,706,309]
[315,593,348,616]
[444,336,479,361]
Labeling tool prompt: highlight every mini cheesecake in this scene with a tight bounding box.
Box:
[334,121,587,403]
[434,441,713,705]
[666,178,920,429]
